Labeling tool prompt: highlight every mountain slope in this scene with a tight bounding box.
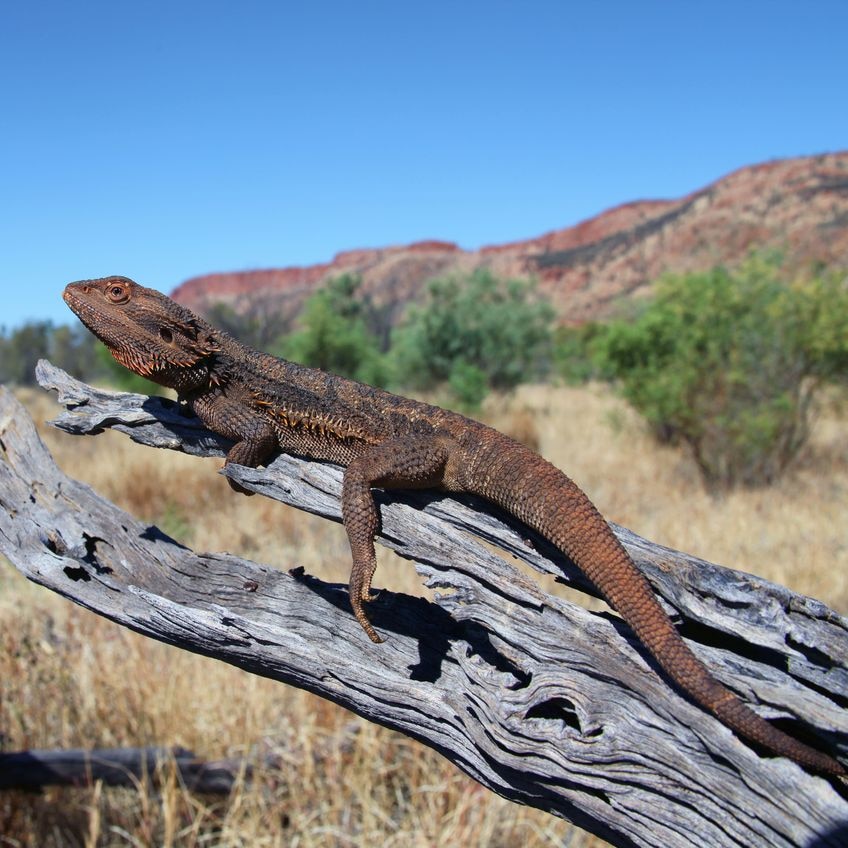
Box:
[172,151,848,326]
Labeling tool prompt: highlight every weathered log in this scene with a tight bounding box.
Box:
[0,361,846,848]
[0,719,360,795]
[0,747,244,794]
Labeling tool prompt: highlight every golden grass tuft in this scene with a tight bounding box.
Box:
[2,383,846,846]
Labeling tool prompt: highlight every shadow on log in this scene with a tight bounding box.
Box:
[0,361,846,847]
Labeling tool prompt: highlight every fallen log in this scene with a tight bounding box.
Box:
[0,747,244,794]
[0,361,845,848]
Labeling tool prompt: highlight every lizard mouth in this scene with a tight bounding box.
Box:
[62,284,80,309]
[62,282,94,314]
[63,285,103,338]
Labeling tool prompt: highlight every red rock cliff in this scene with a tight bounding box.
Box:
[172,151,848,326]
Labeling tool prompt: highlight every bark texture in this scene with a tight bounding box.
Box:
[0,361,846,848]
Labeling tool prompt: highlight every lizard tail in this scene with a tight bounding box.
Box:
[465,436,845,777]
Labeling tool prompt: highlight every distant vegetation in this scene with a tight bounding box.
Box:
[390,270,555,407]
[5,255,847,490]
[0,321,108,387]
[0,319,171,394]
[275,269,556,409]
[561,254,848,490]
[273,273,390,387]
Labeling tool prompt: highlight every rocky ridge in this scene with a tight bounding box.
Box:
[172,151,848,326]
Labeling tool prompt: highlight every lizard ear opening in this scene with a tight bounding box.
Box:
[159,327,173,344]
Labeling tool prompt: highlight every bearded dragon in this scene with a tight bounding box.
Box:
[63,275,845,777]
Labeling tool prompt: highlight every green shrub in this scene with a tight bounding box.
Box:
[275,274,389,386]
[447,360,489,411]
[392,270,554,403]
[553,322,610,384]
[594,255,848,490]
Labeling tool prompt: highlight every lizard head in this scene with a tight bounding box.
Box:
[63,276,220,387]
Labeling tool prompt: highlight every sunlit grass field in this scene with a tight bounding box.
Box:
[2,383,846,847]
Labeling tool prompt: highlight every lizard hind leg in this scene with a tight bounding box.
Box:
[341,435,455,643]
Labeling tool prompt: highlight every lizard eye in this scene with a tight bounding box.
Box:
[159,327,173,343]
[106,283,129,303]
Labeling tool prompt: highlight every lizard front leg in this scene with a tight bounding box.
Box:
[342,435,457,642]
[223,428,278,494]
[190,392,278,495]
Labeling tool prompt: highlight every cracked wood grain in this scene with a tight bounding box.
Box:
[0,361,846,848]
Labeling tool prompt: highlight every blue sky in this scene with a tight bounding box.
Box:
[2,1,846,328]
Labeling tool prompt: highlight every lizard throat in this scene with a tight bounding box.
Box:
[110,346,161,379]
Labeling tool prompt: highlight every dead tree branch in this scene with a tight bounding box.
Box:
[0,747,244,794]
[0,361,846,848]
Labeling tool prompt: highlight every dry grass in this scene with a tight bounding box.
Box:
[2,383,846,847]
[485,384,848,612]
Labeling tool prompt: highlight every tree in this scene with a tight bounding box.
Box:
[595,255,848,489]
[393,270,554,405]
[0,321,52,385]
[0,321,118,387]
[275,274,388,386]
